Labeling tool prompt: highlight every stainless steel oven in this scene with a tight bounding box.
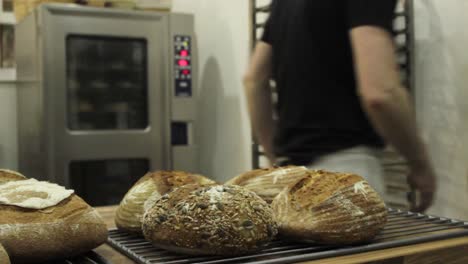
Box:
[15,4,198,206]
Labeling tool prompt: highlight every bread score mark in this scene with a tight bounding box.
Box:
[353,181,369,201]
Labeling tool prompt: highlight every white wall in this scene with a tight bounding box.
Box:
[0,82,18,170]
[414,0,468,220]
[172,0,252,182]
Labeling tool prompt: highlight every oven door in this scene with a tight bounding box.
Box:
[40,5,170,204]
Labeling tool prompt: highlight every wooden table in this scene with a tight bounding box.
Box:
[95,206,468,264]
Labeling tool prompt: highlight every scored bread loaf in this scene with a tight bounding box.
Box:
[226,166,309,203]
[115,171,216,234]
[272,170,387,244]
[0,244,10,264]
[142,184,278,256]
[0,169,108,264]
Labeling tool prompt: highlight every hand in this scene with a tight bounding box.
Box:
[407,165,437,213]
[266,153,276,168]
[261,144,276,167]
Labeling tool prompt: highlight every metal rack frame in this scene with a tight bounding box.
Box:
[249,0,271,169]
[40,251,110,264]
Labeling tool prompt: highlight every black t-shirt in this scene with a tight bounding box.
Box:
[262,0,396,165]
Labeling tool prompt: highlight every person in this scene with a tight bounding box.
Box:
[243,0,436,212]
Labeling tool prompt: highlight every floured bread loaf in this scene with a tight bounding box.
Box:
[272,170,387,244]
[0,244,10,264]
[142,184,278,256]
[226,166,309,203]
[115,171,216,234]
[0,170,108,263]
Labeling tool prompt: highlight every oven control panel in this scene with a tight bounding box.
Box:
[174,35,192,97]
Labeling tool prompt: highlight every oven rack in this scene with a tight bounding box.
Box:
[107,208,468,264]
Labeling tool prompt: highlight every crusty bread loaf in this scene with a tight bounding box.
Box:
[115,171,216,234]
[272,170,387,244]
[0,169,26,184]
[0,170,108,264]
[226,166,309,203]
[0,244,10,264]
[142,184,278,256]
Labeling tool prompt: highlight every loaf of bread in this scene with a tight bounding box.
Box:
[272,170,387,244]
[0,169,26,184]
[226,166,309,203]
[142,184,278,256]
[115,171,216,234]
[0,244,10,264]
[0,169,108,263]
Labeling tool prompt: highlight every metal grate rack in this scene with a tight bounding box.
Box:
[43,251,110,264]
[107,209,468,264]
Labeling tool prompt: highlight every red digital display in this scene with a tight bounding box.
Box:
[180,50,189,57]
[182,69,190,75]
[178,60,189,67]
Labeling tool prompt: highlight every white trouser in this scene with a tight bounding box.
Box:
[306,146,385,196]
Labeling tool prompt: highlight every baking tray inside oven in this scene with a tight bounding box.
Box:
[107,209,468,264]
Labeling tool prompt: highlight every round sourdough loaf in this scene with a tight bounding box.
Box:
[0,170,108,263]
[142,184,278,256]
[0,244,10,264]
[272,170,388,244]
[115,171,216,234]
[225,166,309,203]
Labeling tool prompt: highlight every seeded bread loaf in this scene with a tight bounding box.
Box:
[226,166,309,203]
[272,170,387,244]
[115,171,216,234]
[142,184,278,256]
[0,170,108,263]
[0,244,10,264]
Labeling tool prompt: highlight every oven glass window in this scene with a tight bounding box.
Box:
[66,35,148,130]
[70,159,149,206]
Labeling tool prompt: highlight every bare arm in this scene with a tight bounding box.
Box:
[350,26,436,212]
[243,42,276,165]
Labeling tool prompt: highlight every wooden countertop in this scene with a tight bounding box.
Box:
[94,206,135,264]
[94,206,468,264]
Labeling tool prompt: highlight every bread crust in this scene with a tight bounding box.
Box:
[0,195,108,263]
[226,166,309,203]
[142,184,278,256]
[0,244,10,264]
[0,169,27,185]
[115,171,216,234]
[272,170,388,244]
